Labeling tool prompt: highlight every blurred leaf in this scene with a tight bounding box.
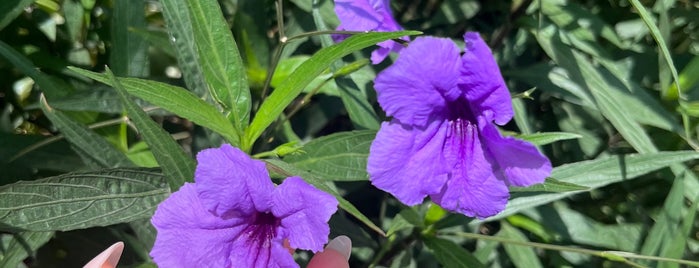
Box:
[130,28,176,57]
[111,0,149,77]
[39,95,133,168]
[244,30,421,151]
[0,41,72,98]
[536,25,656,153]
[265,159,385,236]
[159,0,209,97]
[284,130,375,181]
[68,67,240,145]
[487,151,699,221]
[424,237,485,268]
[0,0,33,31]
[626,0,681,100]
[62,0,84,43]
[668,56,699,100]
[0,168,169,231]
[0,231,53,267]
[640,172,691,266]
[185,0,250,134]
[498,223,543,268]
[510,178,588,193]
[386,208,423,237]
[541,0,625,48]
[528,203,642,252]
[106,68,195,191]
[516,132,582,146]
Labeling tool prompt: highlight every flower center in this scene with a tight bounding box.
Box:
[445,97,476,123]
[243,212,281,249]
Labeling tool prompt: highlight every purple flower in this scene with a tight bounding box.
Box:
[367,33,551,218]
[334,0,408,64]
[150,144,338,267]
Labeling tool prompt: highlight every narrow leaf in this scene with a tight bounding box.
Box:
[510,177,589,193]
[627,0,682,99]
[185,0,250,133]
[284,130,375,181]
[516,132,582,146]
[106,67,195,191]
[39,95,133,168]
[486,151,699,221]
[68,67,239,145]
[159,0,208,96]
[243,30,422,151]
[110,0,149,77]
[0,168,169,231]
[265,159,385,236]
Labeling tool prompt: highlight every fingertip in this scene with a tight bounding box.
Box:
[307,248,350,268]
[325,235,351,260]
[83,241,124,268]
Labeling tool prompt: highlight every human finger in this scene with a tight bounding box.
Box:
[307,235,351,268]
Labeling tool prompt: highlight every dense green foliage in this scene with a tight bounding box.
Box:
[1,0,698,267]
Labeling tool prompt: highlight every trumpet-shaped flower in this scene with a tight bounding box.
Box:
[367,33,551,218]
[150,144,338,268]
[334,0,407,64]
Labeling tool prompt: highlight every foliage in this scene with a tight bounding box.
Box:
[1,0,698,267]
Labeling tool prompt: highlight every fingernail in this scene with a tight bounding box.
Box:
[325,235,351,260]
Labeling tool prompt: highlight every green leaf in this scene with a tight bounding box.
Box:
[640,171,697,267]
[0,41,72,98]
[626,0,682,99]
[510,177,589,193]
[243,30,422,151]
[0,231,54,267]
[39,95,134,168]
[528,203,642,252]
[159,0,208,97]
[106,68,195,191]
[487,151,699,221]
[310,8,381,130]
[386,208,424,237]
[110,0,149,77]
[498,223,543,268]
[185,0,250,133]
[535,26,657,153]
[264,159,385,236]
[130,28,177,57]
[68,67,239,145]
[668,56,699,100]
[516,132,582,146]
[0,168,169,231]
[0,0,34,31]
[284,130,375,181]
[424,237,485,268]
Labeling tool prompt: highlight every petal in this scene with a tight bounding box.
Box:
[368,119,450,205]
[334,0,382,31]
[430,121,509,218]
[150,183,249,268]
[195,144,275,218]
[460,32,513,125]
[272,177,338,253]
[228,237,299,268]
[480,124,551,186]
[374,37,461,126]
